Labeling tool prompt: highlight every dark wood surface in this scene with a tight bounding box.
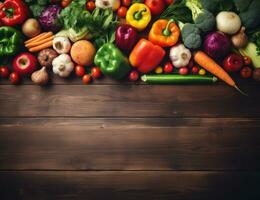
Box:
[0,76,260,199]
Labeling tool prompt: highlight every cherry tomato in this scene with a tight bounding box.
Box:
[240,66,252,79]
[75,65,85,77]
[191,66,199,74]
[179,67,189,75]
[163,62,173,73]
[82,74,92,84]
[164,0,174,5]
[243,56,251,65]
[0,66,10,78]
[86,1,96,12]
[117,6,128,18]
[129,70,139,81]
[10,72,20,85]
[91,67,102,79]
[122,0,131,7]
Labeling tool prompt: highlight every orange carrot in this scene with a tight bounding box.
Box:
[194,51,246,95]
[25,32,53,44]
[61,0,72,8]
[29,41,53,53]
[25,36,54,48]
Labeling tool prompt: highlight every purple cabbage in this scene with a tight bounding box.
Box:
[39,5,61,32]
[203,32,231,59]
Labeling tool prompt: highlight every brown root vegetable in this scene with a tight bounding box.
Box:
[37,48,58,68]
[253,69,260,82]
[231,27,248,49]
[22,18,42,38]
[31,67,49,86]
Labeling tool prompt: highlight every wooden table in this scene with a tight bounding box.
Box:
[0,76,260,200]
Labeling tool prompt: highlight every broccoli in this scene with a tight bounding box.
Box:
[178,22,202,49]
[185,0,215,32]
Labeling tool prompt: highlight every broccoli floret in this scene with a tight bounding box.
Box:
[178,22,202,49]
[186,0,215,32]
[236,0,260,30]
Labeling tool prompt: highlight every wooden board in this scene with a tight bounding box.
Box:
[1,171,260,200]
[0,118,260,170]
[0,85,260,117]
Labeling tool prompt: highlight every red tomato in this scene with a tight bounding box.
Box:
[122,0,131,7]
[91,67,102,79]
[0,66,10,78]
[10,72,20,85]
[179,67,189,75]
[240,66,252,79]
[86,1,96,12]
[117,6,128,18]
[129,70,139,81]
[191,66,199,74]
[82,74,92,84]
[164,0,174,5]
[163,62,173,73]
[144,0,165,16]
[75,65,85,77]
[243,56,251,65]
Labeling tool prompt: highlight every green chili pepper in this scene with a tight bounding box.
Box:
[141,74,218,84]
[94,43,131,80]
[0,26,22,57]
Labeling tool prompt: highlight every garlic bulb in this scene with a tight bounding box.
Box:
[31,67,49,86]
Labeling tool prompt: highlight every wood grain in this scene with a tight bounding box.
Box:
[0,118,259,170]
[0,85,260,117]
[1,171,260,200]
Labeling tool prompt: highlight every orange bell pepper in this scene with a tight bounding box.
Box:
[148,19,180,47]
[129,39,165,73]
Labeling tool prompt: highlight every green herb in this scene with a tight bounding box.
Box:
[160,0,193,23]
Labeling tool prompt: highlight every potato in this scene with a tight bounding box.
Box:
[22,18,42,38]
[70,40,96,66]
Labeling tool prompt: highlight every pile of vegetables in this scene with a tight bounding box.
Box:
[0,0,259,92]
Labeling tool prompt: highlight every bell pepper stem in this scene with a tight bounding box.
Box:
[163,19,175,36]
[134,8,147,20]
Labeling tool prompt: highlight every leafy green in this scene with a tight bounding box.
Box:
[24,0,51,17]
[249,31,260,55]
[201,0,234,14]
[234,0,260,30]
[58,0,118,48]
[160,0,193,23]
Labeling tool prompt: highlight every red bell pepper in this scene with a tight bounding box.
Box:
[129,39,166,73]
[0,0,29,26]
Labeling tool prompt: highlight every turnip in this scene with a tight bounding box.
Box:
[216,11,241,35]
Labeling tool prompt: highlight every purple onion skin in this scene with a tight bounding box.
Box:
[39,5,62,32]
[203,32,231,60]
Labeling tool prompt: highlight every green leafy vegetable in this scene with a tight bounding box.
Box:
[249,31,260,55]
[201,0,234,14]
[160,0,193,23]
[24,0,51,17]
[58,0,118,48]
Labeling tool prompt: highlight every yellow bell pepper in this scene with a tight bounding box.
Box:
[126,3,151,31]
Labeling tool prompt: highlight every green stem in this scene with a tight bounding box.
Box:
[2,7,14,18]
[134,8,146,20]
[163,19,175,36]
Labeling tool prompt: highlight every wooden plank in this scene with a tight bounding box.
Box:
[0,118,259,170]
[0,171,259,200]
[0,85,260,117]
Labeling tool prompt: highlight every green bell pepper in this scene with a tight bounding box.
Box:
[0,26,22,57]
[94,43,131,80]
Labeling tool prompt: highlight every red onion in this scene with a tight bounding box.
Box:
[203,32,231,59]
